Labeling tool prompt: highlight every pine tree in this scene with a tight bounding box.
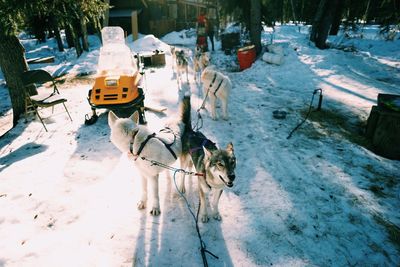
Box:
[0,0,107,127]
[250,0,262,54]
[310,0,341,49]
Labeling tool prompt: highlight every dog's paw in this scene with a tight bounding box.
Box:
[201,215,209,223]
[150,208,161,216]
[212,213,222,221]
[137,201,146,210]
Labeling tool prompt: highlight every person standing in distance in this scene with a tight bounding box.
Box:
[206,18,215,51]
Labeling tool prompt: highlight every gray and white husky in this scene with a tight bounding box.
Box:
[108,96,190,216]
[175,50,189,87]
[180,95,237,222]
[201,66,231,120]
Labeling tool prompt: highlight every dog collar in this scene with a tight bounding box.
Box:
[202,172,212,190]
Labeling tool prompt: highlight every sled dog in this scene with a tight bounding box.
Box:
[170,45,177,71]
[175,49,189,87]
[201,66,231,120]
[108,96,190,216]
[193,48,210,82]
[179,95,237,222]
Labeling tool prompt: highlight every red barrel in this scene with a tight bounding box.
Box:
[237,45,256,70]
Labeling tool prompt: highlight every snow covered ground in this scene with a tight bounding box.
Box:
[0,25,399,267]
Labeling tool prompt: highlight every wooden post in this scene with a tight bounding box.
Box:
[131,11,139,41]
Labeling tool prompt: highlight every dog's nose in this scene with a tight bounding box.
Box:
[228,174,235,181]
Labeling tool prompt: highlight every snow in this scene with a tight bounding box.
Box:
[158,29,197,47]
[0,24,399,266]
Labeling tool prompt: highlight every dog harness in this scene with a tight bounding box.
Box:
[208,72,224,96]
[130,127,177,160]
[187,131,216,156]
[187,131,218,190]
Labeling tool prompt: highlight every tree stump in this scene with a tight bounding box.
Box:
[366,105,400,160]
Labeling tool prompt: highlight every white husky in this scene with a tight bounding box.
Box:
[108,98,190,215]
[201,66,231,120]
[193,48,210,82]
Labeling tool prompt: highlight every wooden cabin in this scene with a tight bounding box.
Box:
[104,0,218,38]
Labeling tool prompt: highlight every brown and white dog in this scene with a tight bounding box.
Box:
[200,66,231,120]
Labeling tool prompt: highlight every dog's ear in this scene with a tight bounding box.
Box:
[226,142,234,155]
[129,111,140,124]
[108,111,118,127]
[203,146,213,160]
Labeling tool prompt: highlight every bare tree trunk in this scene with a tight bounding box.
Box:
[0,35,36,126]
[330,0,344,35]
[65,26,74,48]
[290,0,297,24]
[80,16,89,52]
[215,0,220,40]
[311,0,339,49]
[310,0,327,42]
[54,28,64,52]
[66,23,83,57]
[250,0,262,54]
[49,17,64,52]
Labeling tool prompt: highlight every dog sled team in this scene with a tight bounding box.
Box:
[108,45,236,222]
[172,45,231,121]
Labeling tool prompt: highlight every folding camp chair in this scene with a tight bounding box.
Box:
[21,69,72,131]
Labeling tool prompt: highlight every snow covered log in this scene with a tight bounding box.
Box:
[262,52,284,65]
[266,44,284,55]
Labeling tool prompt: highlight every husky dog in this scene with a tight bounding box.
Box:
[200,66,232,120]
[175,50,189,87]
[180,95,237,223]
[193,48,210,82]
[170,45,177,71]
[108,96,190,216]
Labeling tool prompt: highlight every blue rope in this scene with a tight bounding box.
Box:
[172,170,219,267]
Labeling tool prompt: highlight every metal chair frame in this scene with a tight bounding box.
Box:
[22,69,72,131]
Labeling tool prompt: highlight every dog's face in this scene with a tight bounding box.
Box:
[176,50,187,66]
[203,143,236,188]
[202,52,210,67]
[108,111,139,153]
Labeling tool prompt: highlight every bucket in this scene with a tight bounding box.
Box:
[237,45,256,70]
[262,52,284,65]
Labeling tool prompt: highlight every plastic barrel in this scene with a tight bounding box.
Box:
[237,45,256,70]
